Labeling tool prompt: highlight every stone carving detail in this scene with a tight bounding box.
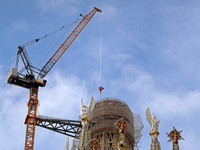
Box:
[145,107,161,150]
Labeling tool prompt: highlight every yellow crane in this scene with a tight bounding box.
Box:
[7,7,101,150]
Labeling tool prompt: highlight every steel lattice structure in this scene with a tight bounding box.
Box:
[36,115,82,138]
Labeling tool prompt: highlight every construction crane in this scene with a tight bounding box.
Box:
[7,7,101,150]
[36,115,82,138]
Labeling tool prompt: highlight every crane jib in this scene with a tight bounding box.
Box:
[38,7,101,79]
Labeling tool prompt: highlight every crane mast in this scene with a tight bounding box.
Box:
[7,7,101,150]
[24,88,39,150]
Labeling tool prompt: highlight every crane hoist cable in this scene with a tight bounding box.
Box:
[99,12,104,100]
[36,15,82,68]
[17,15,81,70]
[19,16,80,48]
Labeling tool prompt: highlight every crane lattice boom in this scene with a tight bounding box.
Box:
[39,7,101,79]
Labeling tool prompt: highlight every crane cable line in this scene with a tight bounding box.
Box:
[36,15,81,68]
[18,9,92,68]
[99,13,104,100]
[99,13,102,83]
[36,8,94,68]
[20,16,79,48]
[21,8,93,48]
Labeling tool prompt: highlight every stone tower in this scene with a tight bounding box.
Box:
[88,98,143,150]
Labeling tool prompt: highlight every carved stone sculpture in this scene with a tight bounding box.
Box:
[145,107,161,150]
[79,96,95,150]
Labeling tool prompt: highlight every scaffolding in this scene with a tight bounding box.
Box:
[89,98,143,150]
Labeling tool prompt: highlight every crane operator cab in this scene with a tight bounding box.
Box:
[7,68,47,89]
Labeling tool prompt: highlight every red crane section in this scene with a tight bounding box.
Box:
[24,88,39,150]
[38,7,102,79]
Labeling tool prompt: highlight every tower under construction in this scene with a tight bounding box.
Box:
[73,97,143,150]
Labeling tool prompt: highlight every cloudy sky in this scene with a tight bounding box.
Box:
[1,0,200,150]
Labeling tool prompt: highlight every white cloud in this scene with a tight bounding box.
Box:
[108,59,200,150]
[109,57,200,120]
[0,84,28,150]
[145,90,200,119]
[157,3,200,80]
[13,20,28,31]
[181,129,200,150]
[36,0,78,15]
[38,70,90,118]
[0,68,93,150]
[100,5,118,22]
[111,63,154,93]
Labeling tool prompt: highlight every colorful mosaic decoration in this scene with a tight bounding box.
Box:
[86,139,100,150]
[166,127,184,150]
[114,118,128,134]
[114,118,128,150]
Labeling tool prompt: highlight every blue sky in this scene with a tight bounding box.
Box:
[1,0,200,150]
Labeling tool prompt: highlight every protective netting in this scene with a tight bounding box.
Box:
[133,113,144,149]
[91,98,143,150]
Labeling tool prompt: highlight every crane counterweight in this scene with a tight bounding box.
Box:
[7,68,47,89]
